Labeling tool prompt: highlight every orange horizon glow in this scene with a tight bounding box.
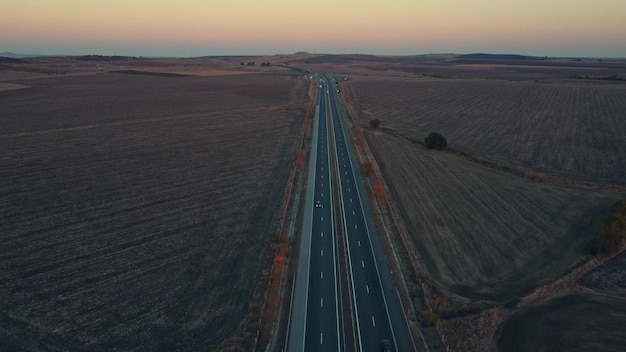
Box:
[2,0,625,57]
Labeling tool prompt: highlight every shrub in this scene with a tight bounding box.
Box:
[421,311,442,327]
[369,119,381,129]
[586,199,626,255]
[424,132,447,150]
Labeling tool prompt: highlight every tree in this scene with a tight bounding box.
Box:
[424,132,447,150]
[585,199,626,255]
[369,119,381,129]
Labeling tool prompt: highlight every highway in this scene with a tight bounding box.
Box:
[288,72,415,352]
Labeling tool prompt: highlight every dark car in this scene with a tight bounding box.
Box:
[381,339,392,352]
[315,201,323,208]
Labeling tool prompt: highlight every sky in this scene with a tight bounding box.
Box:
[2,0,625,57]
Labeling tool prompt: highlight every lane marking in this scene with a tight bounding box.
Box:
[321,231,324,238]
[366,285,370,294]
[321,249,324,256]
[321,298,323,307]
[355,224,358,230]
[358,240,361,247]
[321,333,323,345]
[372,316,376,326]
[321,216,324,222]
[321,271,323,279]
[352,210,355,215]
[361,260,365,268]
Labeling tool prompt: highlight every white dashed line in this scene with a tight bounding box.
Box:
[366,285,370,294]
[361,260,365,268]
[372,316,376,326]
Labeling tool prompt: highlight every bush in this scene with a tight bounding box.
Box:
[424,132,447,150]
[369,119,381,129]
[586,199,626,255]
[421,311,442,327]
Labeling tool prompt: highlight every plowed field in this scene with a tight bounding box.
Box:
[0,71,309,350]
[365,132,619,301]
[497,291,626,352]
[345,77,626,185]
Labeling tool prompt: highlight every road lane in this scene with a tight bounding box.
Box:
[288,71,416,352]
[327,75,416,352]
[289,80,341,352]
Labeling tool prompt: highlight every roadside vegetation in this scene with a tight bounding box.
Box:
[586,199,626,255]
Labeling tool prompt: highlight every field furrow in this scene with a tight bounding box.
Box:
[366,132,618,301]
[0,71,308,350]
[346,78,626,185]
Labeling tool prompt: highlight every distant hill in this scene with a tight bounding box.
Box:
[0,51,42,59]
[456,53,547,61]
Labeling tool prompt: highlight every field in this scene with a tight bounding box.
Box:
[365,132,618,301]
[497,251,626,352]
[343,76,626,185]
[0,60,310,351]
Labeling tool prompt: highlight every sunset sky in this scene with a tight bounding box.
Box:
[2,0,625,57]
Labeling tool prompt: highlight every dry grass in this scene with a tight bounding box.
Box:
[0,66,309,350]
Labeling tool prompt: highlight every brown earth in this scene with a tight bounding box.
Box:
[0,58,310,351]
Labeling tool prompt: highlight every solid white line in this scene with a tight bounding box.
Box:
[328,79,362,352]
[338,110,400,349]
[327,80,342,352]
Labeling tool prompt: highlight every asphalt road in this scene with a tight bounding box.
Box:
[288,72,416,352]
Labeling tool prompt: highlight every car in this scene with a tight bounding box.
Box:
[315,201,323,208]
[381,339,392,352]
